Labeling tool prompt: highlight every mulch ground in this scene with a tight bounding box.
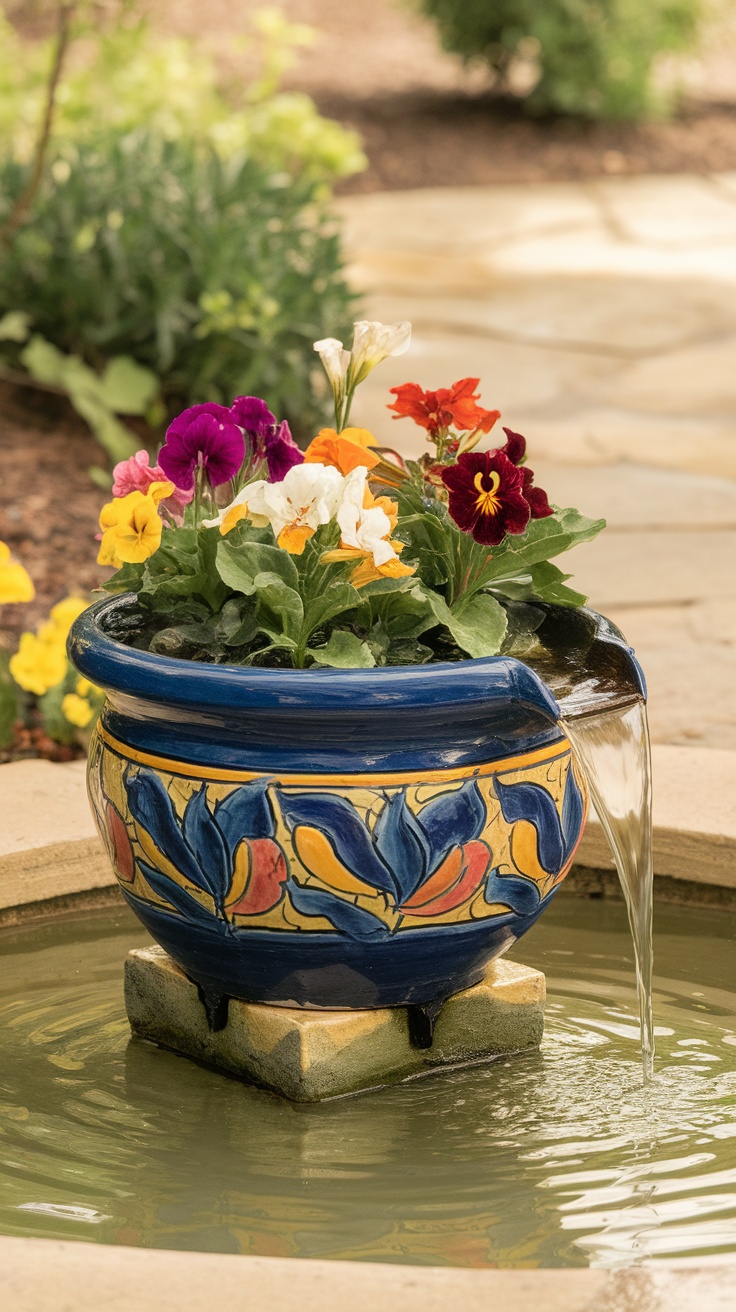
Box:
[329,92,736,192]
[0,382,108,648]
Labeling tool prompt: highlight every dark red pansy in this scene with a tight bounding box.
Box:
[498,427,552,519]
[500,426,527,465]
[521,467,553,518]
[441,449,531,546]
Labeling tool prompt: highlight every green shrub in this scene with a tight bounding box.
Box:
[0,13,365,442]
[417,0,702,119]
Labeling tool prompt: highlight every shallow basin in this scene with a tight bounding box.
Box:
[1,894,734,1268]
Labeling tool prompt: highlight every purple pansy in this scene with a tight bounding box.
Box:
[230,394,303,481]
[159,404,245,490]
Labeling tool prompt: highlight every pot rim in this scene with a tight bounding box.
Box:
[68,593,563,721]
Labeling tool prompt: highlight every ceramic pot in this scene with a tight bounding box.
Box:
[71,595,601,1021]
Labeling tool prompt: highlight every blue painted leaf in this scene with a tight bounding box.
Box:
[137,859,219,923]
[494,779,564,875]
[126,770,204,888]
[561,765,584,863]
[484,867,542,916]
[214,780,275,850]
[277,791,396,897]
[373,790,430,904]
[288,882,391,941]
[181,788,230,903]
[417,781,486,871]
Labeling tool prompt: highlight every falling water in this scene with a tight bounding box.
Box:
[561,699,655,1082]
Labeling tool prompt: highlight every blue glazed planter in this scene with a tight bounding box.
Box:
[68,596,629,1020]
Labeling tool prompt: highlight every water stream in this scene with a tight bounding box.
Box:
[561,701,655,1083]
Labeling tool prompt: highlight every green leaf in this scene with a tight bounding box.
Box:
[20,335,139,462]
[0,654,18,750]
[0,310,31,343]
[307,630,376,668]
[98,356,160,414]
[216,539,300,595]
[488,507,606,577]
[422,588,508,658]
[254,575,304,645]
[493,560,588,608]
[302,581,362,638]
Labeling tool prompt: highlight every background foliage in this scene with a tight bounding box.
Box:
[0,9,366,454]
[417,0,702,119]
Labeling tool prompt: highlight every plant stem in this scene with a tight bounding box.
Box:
[0,3,76,248]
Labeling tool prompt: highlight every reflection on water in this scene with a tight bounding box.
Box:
[0,901,734,1268]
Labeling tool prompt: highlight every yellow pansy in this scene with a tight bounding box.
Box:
[50,596,89,635]
[76,676,100,698]
[61,693,95,728]
[9,629,68,696]
[97,481,173,566]
[0,540,34,604]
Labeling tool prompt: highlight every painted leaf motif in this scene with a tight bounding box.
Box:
[417,781,486,872]
[136,860,218,923]
[277,791,396,897]
[214,779,275,847]
[182,788,230,903]
[373,790,430,904]
[494,778,565,875]
[126,770,207,891]
[288,882,391,940]
[484,867,541,916]
[561,764,584,860]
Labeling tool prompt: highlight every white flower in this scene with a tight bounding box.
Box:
[313,336,351,395]
[208,462,344,554]
[313,320,412,425]
[348,320,411,387]
[336,467,398,567]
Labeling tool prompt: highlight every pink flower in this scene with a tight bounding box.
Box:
[112,450,193,522]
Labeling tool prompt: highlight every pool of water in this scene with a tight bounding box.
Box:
[0,897,735,1269]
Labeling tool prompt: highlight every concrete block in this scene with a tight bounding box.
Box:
[124,947,545,1102]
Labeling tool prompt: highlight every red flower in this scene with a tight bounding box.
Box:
[499,427,553,520]
[441,449,531,546]
[388,378,500,436]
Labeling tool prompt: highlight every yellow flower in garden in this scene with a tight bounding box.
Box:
[50,595,89,634]
[97,482,173,566]
[61,693,95,728]
[0,540,34,604]
[76,676,100,698]
[9,629,68,696]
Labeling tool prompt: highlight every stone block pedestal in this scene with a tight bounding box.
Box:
[124,946,545,1102]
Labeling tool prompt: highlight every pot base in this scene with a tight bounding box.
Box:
[124,946,546,1102]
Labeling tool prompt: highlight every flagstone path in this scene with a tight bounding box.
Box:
[339,174,736,749]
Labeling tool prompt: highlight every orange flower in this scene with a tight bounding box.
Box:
[388,378,500,436]
[303,427,380,475]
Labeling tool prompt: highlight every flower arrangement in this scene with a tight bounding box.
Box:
[97,319,605,670]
